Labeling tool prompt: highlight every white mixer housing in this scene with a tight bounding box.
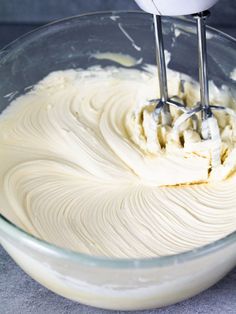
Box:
[135,0,219,16]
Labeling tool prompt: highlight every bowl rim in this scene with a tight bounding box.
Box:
[0,10,235,54]
[0,11,235,269]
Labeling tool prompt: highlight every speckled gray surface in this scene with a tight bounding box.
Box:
[0,245,235,314]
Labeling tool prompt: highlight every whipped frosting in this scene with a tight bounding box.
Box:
[0,66,236,258]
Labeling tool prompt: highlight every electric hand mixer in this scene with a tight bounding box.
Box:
[135,0,235,167]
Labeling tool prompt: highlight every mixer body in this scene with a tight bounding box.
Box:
[135,0,219,16]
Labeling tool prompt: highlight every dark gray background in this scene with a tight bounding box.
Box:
[0,0,235,48]
[0,0,236,313]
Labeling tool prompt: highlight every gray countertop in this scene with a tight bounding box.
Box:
[0,245,235,314]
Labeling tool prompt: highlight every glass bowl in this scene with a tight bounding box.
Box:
[0,12,235,311]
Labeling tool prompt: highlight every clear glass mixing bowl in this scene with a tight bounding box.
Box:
[0,12,235,311]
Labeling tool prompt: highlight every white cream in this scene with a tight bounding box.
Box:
[0,66,235,258]
[91,52,143,67]
[230,68,236,81]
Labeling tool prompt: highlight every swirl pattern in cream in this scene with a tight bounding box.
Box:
[0,66,236,258]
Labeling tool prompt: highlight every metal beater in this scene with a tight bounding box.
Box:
[135,0,235,166]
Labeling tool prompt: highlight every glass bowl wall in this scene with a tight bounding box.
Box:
[0,12,235,311]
